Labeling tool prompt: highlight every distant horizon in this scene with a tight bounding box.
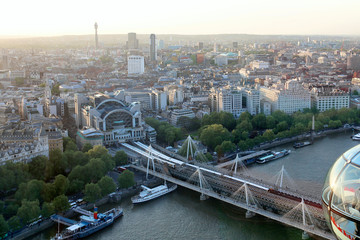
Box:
[2,0,360,37]
[0,33,359,39]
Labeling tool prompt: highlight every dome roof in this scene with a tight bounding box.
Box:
[322,144,360,239]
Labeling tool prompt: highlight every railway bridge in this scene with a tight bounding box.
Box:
[119,141,335,240]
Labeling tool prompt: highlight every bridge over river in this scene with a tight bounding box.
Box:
[121,141,335,240]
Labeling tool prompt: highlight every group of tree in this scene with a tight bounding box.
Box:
[0,137,128,234]
[145,118,183,146]
[195,107,360,157]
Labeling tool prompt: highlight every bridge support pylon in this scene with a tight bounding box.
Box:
[245,210,256,218]
[301,231,310,240]
[200,193,209,201]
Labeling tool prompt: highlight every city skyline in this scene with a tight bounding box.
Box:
[2,0,360,37]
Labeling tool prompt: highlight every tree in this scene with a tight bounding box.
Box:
[237,120,253,133]
[275,121,289,133]
[87,145,109,159]
[65,141,78,152]
[266,115,276,129]
[25,179,45,202]
[353,90,359,95]
[87,158,107,182]
[100,154,115,171]
[238,111,252,123]
[216,141,236,157]
[97,176,116,197]
[68,179,85,195]
[3,204,19,220]
[329,120,342,129]
[0,215,8,236]
[41,202,55,218]
[113,151,128,166]
[82,143,93,153]
[263,129,275,141]
[0,201,4,215]
[199,124,231,150]
[251,113,267,130]
[28,155,47,180]
[118,170,135,189]
[63,137,75,150]
[201,112,236,131]
[46,149,66,180]
[42,183,57,202]
[17,200,41,224]
[51,83,60,96]
[205,152,213,161]
[7,216,22,232]
[84,183,102,203]
[15,179,45,203]
[52,195,70,213]
[179,117,201,132]
[54,175,69,196]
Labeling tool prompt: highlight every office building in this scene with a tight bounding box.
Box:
[127,32,139,49]
[94,22,98,49]
[260,80,311,114]
[311,88,350,112]
[128,56,144,75]
[209,88,260,117]
[170,109,195,126]
[150,34,157,62]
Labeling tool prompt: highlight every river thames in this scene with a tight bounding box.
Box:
[31,131,358,240]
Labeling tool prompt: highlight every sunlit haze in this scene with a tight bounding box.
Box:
[2,0,360,36]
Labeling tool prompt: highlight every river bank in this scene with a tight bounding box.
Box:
[253,127,351,150]
[11,171,161,240]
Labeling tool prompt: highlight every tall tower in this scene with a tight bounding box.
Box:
[127,33,138,49]
[94,22,98,49]
[150,34,157,62]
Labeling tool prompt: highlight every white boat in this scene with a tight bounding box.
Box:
[131,182,177,204]
[352,133,360,141]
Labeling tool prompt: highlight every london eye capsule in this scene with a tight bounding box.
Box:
[322,144,360,240]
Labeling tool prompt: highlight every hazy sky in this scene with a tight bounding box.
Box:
[2,0,360,36]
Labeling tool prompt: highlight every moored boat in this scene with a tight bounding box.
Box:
[51,207,123,240]
[293,141,312,148]
[352,133,360,141]
[256,149,290,164]
[131,182,177,204]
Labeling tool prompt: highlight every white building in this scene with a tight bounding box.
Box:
[150,90,167,111]
[168,89,184,105]
[170,109,195,126]
[311,88,350,112]
[209,87,260,117]
[214,55,228,66]
[260,80,311,114]
[250,61,269,70]
[128,55,144,75]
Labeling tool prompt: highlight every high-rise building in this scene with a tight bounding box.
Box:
[198,42,204,50]
[347,55,360,71]
[127,56,144,75]
[158,39,164,49]
[150,34,157,62]
[233,42,238,48]
[94,22,98,49]
[127,32,139,49]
